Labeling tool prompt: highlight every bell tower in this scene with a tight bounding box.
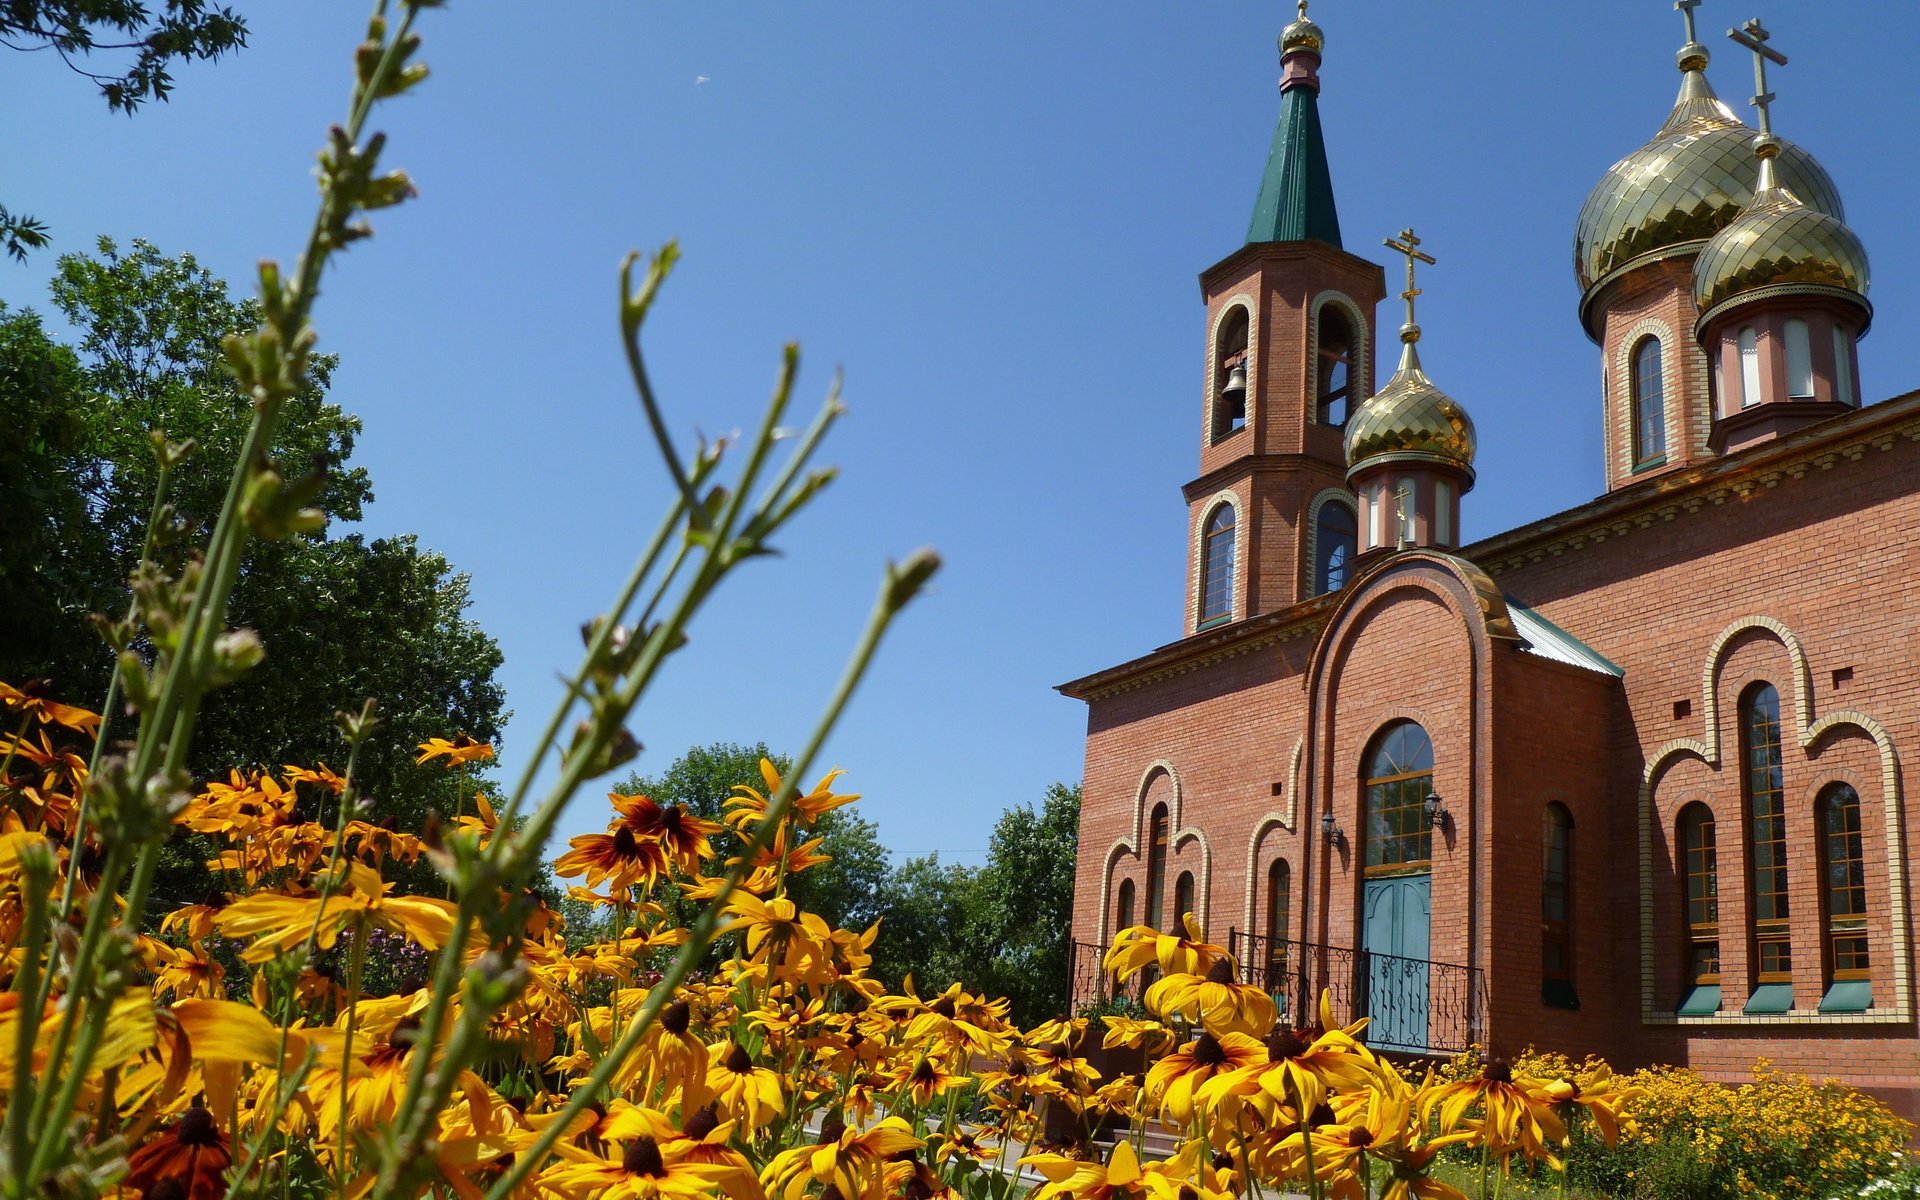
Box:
[1184,3,1386,634]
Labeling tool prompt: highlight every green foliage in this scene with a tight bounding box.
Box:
[868,852,975,992]
[960,781,1079,1023]
[2,3,248,257]
[0,239,505,900]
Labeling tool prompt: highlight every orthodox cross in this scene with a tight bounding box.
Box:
[1383,228,1435,331]
[1393,484,1413,551]
[1727,18,1787,135]
[1674,0,1702,46]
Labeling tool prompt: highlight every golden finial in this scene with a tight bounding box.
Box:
[1727,17,1786,138]
[1383,228,1436,344]
[1298,0,1309,19]
[1281,0,1324,56]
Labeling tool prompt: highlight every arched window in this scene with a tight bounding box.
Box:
[1145,804,1169,930]
[1678,803,1720,1013]
[1631,337,1666,466]
[1212,306,1250,442]
[1264,859,1291,991]
[1199,505,1236,628]
[1742,683,1792,994]
[1115,878,1136,933]
[1784,319,1814,398]
[1173,871,1196,926]
[1832,325,1856,406]
[1364,722,1433,870]
[1738,326,1762,407]
[1542,804,1575,1007]
[1316,307,1355,427]
[1314,501,1357,594]
[1818,783,1868,979]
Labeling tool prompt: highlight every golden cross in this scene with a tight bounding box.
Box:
[1727,17,1787,135]
[1383,228,1436,329]
[1297,0,1309,21]
[1675,0,1702,45]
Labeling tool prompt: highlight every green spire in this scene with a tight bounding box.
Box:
[1247,15,1342,248]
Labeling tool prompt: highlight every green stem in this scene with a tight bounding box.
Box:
[2,850,52,1190]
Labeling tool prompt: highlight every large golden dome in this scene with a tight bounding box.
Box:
[1345,338,1476,479]
[1574,58,1843,311]
[1692,143,1871,323]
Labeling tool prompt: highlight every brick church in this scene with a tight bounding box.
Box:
[1060,4,1918,1116]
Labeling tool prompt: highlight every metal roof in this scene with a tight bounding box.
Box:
[1503,597,1625,678]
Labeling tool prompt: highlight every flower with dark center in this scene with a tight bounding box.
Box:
[818,1118,848,1145]
[1192,1033,1229,1066]
[1483,1058,1514,1084]
[681,1104,720,1141]
[1268,1028,1311,1059]
[553,821,670,892]
[124,1104,232,1200]
[661,1000,691,1035]
[623,1137,667,1177]
[1308,1103,1338,1128]
[1206,957,1237,984]
[929,996,957,1019]
[1141,1029,1266,1123]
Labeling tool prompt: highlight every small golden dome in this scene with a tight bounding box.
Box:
[1692,146,1871,319]
[1574,66,1843,304]
[1281,0,1324,55]
[1344,338,1477,477]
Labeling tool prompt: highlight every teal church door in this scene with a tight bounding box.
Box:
[1362,872,1431,1052]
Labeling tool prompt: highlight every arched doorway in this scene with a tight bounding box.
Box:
[1361,721,1434,1050]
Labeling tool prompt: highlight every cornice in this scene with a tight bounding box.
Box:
[1056,596,1332,702]
[1468,389,1920,577]
[1181,454,1347,504]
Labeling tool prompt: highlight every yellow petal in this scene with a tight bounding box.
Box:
[1107,1139,1143,1187]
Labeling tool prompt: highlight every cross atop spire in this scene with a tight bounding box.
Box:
[1383,228,1435,342]
[1297,0,1309,20]
[1675,0,1702,47]
[1727,17,1788,136]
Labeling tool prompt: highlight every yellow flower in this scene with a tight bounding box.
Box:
[1144,956,1278,1037]
[0,679,101,734]
[553,825,670,893]
[211,861,460,962]
[701,1042,784,1131]
[761,1115,923,1200]
[415,735,495,766]
[1144,1030,1266,1124]
[1422,1056,1566,1158]
[724,759,858,829]
[1105,913,1227,980]
[609,792,723,872]
[541,1135,738,1200]
[1254,990,1380,1119]
[1022,1139,1159,1200]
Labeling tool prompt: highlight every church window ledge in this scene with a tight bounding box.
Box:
[1818,980,1872,1013]
[1629,453,1667,474]
[1676,985,1721,1016]
[1197,614,1232,632]
[1743,982,1795,1014]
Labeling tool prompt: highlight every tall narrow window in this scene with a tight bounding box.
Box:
[1542,804,1575,1006]
[1631,337,1666,465]
[1742,683,1792,990]
[1115,878,1136,933]
[1173,871,1196,926]
[1145,804,1169,930]
[1833,325,1855,406]
[1264,859,1291,991]
[1199,505,1235,627]
[1679,803,1720,1013]
[1212,307,1251,442]
[1314,501,1357,594]
[1434,480,1452,546]
[1819,784,1868,977]
[1738,326,1762,407]
[1364,722,1433,870]
[1316,307,1355,427]
[1784,319,1814,398]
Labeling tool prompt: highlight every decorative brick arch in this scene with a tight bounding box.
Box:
[1611,315,1682,480]
[1188,490,1247,631]
[1203,294,1258,443]
[1242,735,1305,934]
[1636,616,1910,1024]
[1302,487,1358,598]
[1097,760,1213,945]
[1308,290,1372,421]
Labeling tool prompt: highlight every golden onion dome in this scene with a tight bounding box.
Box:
[1281,0,1324,55]
[1344,331,1476,479]
[1573,53,1843,320]
[1692,139,1871,323]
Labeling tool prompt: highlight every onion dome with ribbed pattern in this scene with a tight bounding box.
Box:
[1344,329,1476,480]
[1573,40,1843,333]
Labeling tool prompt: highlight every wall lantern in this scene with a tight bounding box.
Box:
[1424,791,1451,830]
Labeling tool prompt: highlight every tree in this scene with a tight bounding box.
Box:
[0,239,505,898]
[962,782,1081,1024]
[867,853,976,993]
[1,2,248,258]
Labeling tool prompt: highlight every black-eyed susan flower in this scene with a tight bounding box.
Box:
[610,792,723,872]
[211,861,459,962]
[540,1134,737,1200]
[1105,913,1228,981]
[123,1105,231,1200]
[415,735,495,767]
[761,1115,924,1200]
[1421,1056,1566,1157]
[1144,1030,1266,1124]
[1145,955,1278,1038]
[553,825,670,893]
[703,1042,784,1132]
[1254,991,1381,1119]
[724,759,858,829]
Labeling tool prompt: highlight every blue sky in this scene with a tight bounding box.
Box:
[5,2,1916,866]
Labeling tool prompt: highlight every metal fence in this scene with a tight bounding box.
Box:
[1227,929,1486,1056]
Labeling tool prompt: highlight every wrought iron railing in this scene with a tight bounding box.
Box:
[1227,929,1486,1056]
[1067,939,1147,1013]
